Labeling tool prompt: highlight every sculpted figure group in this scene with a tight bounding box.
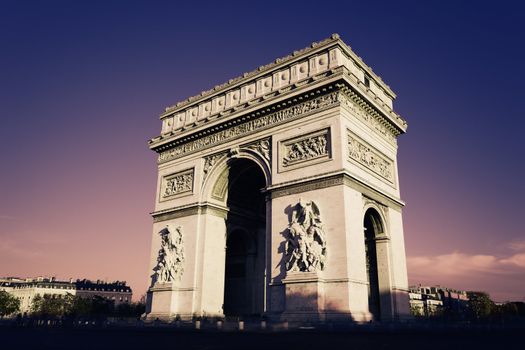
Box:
[163,173,193,197]
[153,225,185,284]
[285,199,327,272]
[284,135,328,166]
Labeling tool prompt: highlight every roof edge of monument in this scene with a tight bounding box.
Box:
[161,34,396,118]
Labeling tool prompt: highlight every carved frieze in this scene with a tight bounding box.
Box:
[346,131,394,183]
[152,225,184,284]
[281,129,330,170]
[339,88,398,144]
[158,91,339,163]
[160,168,194,200]
[284,199,327,272]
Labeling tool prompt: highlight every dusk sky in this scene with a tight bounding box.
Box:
[1,0,524,302]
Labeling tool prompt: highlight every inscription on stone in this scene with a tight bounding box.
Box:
[346,130,393,183]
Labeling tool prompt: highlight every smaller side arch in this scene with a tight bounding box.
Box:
[363,202,389,238]
[363,202,394,321]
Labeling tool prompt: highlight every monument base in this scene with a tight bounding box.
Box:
[145,282,206,322]
[280,271,326,323]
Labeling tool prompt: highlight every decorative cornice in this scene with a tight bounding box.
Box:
[150,67,342,148]
[151,202,229,222]
[161,34,395,116]
[152,35,407,147]
[267,170,404,209]
[338,83,405,141]
[155,88,340,163]
[151,68,407,160]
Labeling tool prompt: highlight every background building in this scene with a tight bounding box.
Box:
[409,285,468,317]
[0,277,132,313]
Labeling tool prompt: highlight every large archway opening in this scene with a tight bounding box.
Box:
[223,158,266,318]
[364,208,383,321]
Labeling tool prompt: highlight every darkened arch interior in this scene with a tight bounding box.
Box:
[364,208,383,321]
[223,158,266,318]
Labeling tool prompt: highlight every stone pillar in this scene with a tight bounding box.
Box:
[375,234,394,321]
[194,210,227,318]
[145,208,227,321]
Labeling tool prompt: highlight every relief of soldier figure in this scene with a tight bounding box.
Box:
[152,225,185,285]
[284,199,327,272]
[284,135,328,165]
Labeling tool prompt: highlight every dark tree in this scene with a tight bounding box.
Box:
[467,291,495,320]
[30,293,74,318]
[0,291,20,317]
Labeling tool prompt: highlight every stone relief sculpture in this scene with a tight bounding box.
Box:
[347,132,393,182]
[153,225,185,284]
[284,199,327,272]
[203,152,226,184]
[163,170,193,198]
[283,133,328,167]
[245,138,271,163]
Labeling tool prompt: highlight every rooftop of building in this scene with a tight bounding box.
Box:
[0,277,132,292]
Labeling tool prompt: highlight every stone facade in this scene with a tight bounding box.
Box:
[409,285,469,317]
[0,277,132,313]
[145,34,410,323]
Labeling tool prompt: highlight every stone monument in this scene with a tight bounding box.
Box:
[145,34,410,323]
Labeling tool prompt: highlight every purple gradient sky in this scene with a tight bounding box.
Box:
[1,0,524,302]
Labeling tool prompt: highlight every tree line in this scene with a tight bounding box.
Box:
[0,291,145,319]
[411,291,525,323]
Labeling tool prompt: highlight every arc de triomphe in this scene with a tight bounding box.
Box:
[145,34,410,323]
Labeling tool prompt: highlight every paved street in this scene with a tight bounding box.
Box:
[1,325,523,350]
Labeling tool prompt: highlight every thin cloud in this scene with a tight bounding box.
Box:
[408,243,525,279]
[507,240,525,251]
[501,253,525,268]
[407,244,525,301]
[408,252,508,277]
